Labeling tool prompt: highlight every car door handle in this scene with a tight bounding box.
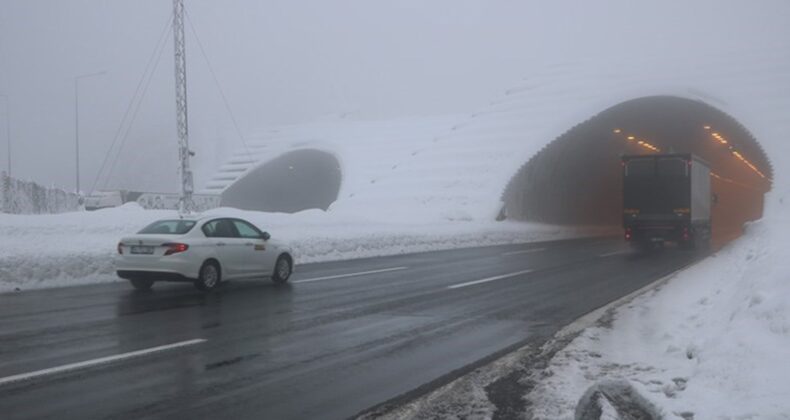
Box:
[216,242,226,247]
[245,242,254,246]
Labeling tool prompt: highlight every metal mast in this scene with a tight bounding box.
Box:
[173,0,194,213]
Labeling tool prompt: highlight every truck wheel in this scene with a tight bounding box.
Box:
[130,278,154,291]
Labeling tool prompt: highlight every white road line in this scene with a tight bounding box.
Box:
[598,250,630,257]
[292,266,409,284]
[447,269,534,290]
[503,248,547,256]
[0,338,206,388]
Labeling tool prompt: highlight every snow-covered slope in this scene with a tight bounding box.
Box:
[336,48,789,222]
[205,48,790,226]
[201,115,460,199]
[208,49,789,227]
[527,193,790,419]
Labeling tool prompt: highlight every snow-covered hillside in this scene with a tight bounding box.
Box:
[214,48,789,224]
[200,115,460,198]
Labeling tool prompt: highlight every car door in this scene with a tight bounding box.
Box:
[202,218,244,278]
[231,219,270,276]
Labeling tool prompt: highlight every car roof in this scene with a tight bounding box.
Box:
[168,214,249,223]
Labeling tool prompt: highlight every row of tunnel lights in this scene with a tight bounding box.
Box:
[703,125,767,179]
[611,129,661,152]
[612,126,767,180]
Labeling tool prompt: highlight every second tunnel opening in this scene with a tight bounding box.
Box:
[221,149,342,213]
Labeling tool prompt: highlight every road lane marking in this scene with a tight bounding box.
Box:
[292,266,409,284]
[447,269,534,289]
[598,250,630,257]
[503,248,546,256]
[0,338,206,388]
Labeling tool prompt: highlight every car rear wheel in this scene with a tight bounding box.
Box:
[195,261,221,291]
[129,278,154,291]
[272,256,292,284]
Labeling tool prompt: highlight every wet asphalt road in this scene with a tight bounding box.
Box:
[0,237,698,419]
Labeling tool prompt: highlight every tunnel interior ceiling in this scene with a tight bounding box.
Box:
[503,96,772,234]
[221,149,342,213]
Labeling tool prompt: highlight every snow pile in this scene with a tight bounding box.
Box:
[0,204,607,293]
[0,204,173,291]
[527,190,790,419]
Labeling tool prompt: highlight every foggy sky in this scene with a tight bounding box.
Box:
[0,0,788,193]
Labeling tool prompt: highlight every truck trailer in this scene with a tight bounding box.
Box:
[622,153,712,250]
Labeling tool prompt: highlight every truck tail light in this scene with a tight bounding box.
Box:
[117,242,123,255]
[163,243,189,256]
[682,227,690,241]
[625,227,632,241]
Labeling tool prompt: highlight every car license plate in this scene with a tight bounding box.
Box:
[131,245,154,255]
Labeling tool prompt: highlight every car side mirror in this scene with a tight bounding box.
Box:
[261,232,271,241]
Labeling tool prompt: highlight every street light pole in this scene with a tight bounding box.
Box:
[0,94,9,177]
[74,70,106,195]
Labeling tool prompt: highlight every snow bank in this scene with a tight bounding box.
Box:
[527,189,790,419]
[0,204,607,293]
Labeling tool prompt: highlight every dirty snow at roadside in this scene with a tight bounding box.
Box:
[526,193,790,419]
[0,203,607,293]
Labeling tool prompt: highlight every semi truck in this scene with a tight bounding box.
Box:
[622,153,712,250]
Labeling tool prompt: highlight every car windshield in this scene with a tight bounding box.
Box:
[138,219,196,235]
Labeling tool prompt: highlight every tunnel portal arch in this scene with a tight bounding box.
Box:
[221,149,342,213]
[502,96,772,243]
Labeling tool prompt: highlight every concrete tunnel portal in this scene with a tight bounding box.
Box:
[221,149,342,213]
[502,96,772,246]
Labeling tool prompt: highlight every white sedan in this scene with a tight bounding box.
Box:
[116,216,294,291]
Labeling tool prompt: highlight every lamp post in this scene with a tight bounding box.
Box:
[0,94,9,177]
[74,70,106,194]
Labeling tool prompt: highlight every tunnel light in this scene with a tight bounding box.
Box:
[710,171,766,190]
[731,151,767,178]
[710,132,729,145]
[618,131,660,153]
[613,128,622,134]
[704,125,711,130]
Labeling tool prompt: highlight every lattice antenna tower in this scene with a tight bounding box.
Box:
[173,0,194,213]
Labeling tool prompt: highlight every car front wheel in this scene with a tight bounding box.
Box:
[195,261,221,291]
[272,256,292,284]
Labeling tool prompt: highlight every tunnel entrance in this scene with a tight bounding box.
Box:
[221,149,342,213]
[502,96,772,246]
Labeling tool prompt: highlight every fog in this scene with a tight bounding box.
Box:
[0,0,788,192]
